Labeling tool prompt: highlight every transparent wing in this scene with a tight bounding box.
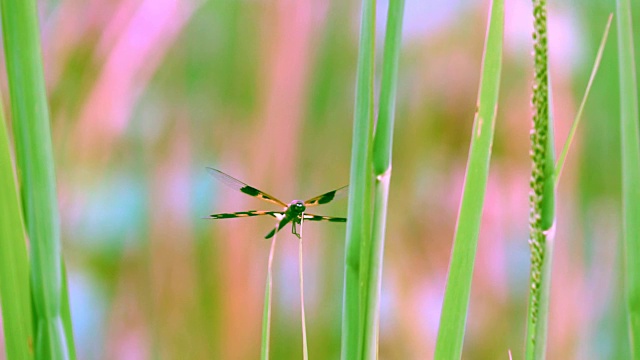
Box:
[205,210,284,219]
[206,167,287,207]
[302,213,347,222]
[304,185,349,207]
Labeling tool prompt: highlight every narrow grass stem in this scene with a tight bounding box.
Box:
[299,234,309,360]
[261,228,279,360]
[361,171,391,359]
[525,0,557,357]
[555,15,613,184]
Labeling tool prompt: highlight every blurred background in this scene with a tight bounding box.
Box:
[1,0,638,358]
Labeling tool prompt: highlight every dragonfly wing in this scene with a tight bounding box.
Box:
[304,185,349,207]
[206,167,287,207]
[303,213,347,222]
[206,210,284,219]
[264,217,292,239]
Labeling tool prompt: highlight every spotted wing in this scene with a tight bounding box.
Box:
[206,210,284,220]
[303,214,347,222]
[207,167,287,207]
[304,185,349,207]
[264,217,292,239]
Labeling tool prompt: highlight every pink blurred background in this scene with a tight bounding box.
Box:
[1,0,630,358]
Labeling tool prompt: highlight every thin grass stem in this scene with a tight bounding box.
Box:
[261,227,279,360]
[555,14,613,184]
[525,0,557,357]
[299,235,309,360]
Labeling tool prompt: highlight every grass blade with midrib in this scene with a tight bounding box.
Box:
[0,93,34,359]
[433,0,503,358]
[0,0,74,357]
[340,0,376,358]
[616,0,640,356]
[360,0,406,358]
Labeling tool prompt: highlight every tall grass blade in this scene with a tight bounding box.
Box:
[0,94,34,359]
[555,15,613,184]
[361,0,406,358]
[525,0,557,358]
[433,0,504,358]
[0,0,73,357]
[341,0,376,358]
[616,0,640,355]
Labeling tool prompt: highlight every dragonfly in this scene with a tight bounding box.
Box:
[205,167,348,239]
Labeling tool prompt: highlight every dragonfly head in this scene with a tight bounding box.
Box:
[290,200,306,214]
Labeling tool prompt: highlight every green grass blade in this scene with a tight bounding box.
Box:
[0,94,34,359]
[555,15,613,184]
[525,0,557,358]
[0,0,73,357]
[341,0,376,358]
[360,180,389,358]
[371,0,405,175]
[616,0,640,355]
[433,0,504,358]
[361,0,406,358]
[60,261,77,360]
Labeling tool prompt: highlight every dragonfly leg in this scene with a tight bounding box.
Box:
[291,221,301,239]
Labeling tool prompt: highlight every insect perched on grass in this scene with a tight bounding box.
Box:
[205,167,348,238]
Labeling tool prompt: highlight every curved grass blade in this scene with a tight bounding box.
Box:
[433,0,504,358]
[555,15,613,184]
